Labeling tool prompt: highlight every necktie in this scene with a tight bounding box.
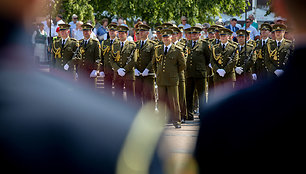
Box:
[141,41,144,48]
[262,40,265,46]
[84,40,87,47]
[164,46,168,55]
[110,40,113,45]
[277,41,281,48]
[62,40,65,47]
[192,41,196,48]
[222,44,225,51]
[121,42,124,50]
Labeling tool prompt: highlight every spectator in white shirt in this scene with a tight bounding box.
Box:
[243,18,260,40]
[69,14,78,36]
[72,21,84,40]
[178,16,191,38]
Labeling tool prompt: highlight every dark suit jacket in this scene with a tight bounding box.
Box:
[225,24,239,33]
[194,47,305,173]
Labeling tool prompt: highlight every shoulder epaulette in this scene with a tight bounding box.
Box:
[228,42,238,49]
[174,45,183,51]
[70,38,77,41]
[284,39,293,44]
[155,45,162,49]
[92,38,99,42]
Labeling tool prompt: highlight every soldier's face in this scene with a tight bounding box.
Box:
[237,36,246,45]
[83,30,91,40]
[220,34,228,43]
[208,33,215,39]
[139,30,148,40]
[157,32,162,40]
[191,33,200,40]
[275,30,285,40]
[186,33,191,40]
[172,34,178,42]
[109,30,117,39]
[261,29,270,38]
[118,32,127,41]
[60,30,69,39]
[162,36,172,45]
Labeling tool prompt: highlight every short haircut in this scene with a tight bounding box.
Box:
[57,14,63,19]
[101,18,108,25]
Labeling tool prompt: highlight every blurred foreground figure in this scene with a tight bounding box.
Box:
[193,0,305,173]
[0,1,164,173]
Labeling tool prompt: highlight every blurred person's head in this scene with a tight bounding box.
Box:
[245,18,252,28]
[72,14,78,23]
[236,30,247,45]
[82,24,93,40]
[58,24,70,39]
[230,18,238,27]
[248,14,255,22]
[202,23,210,33]
[117,25,128,41]
[190,27,201,41]
[118,18,124,25]
[101,18,108,27]
[38,23,44,31]
[207,27,216,39]
[155,26,162,41]
[260,23,272,39]
[169,26,180,42]
[181,16,187,25]
[56,14,63,22]
[161,29,173,46]
[138,24,150,41]
[76,21,83,30]
[219,28,229,44]
[108,24,118,39]
[273,24,287,41]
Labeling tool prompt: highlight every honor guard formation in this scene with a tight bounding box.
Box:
[47,16,295,129]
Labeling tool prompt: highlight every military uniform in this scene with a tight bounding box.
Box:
[235,30,256,90]
[100,24,119,93]
[264,24,294,78]
[185,27,211,120]
[152,29,186,128]
[253,24,273,81]
[171,26,187,121]
[109,26,136,101]
[211,28,239,89]
[75,24,101,87]
[134,24,156,105]
[51,24,78,77]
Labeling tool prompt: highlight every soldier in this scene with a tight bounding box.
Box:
[76,24,101,88]
[51,23,79,77]
[235,29,256,90]
[211,28,239,91]
[185,27,211,120]
[184,28,192,41]
[134,24,156,106]
[264,24,294,78]
[253,23,273,82]
[170,26,187,122]
[109,25,136,101]
[152,29,186,128]
[100,24,119,93]
[154,26,163,44]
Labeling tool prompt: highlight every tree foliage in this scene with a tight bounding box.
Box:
[52,0,249,26]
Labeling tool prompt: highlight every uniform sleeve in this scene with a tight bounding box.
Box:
[152,48,157,73]
[224,48,238,73]
[211,48,221,72]
[145,43,155,71]
[244,48,256,72]
[177,50,186,72]
[109,45,121,71]
[94,41,101,70]
[123,43,136,72]
[264,44,277,73]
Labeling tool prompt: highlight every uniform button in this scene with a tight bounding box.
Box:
[163,70,165,72]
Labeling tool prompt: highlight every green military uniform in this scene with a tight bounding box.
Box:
[153,26,163,45]
[75,24,101,87]
[100,24,119,92]
[152,29,186,128]
[171,26,187,121]
[134,24,156,105]
[235,30,256,90]
[51,24,78,76]
[109,25,136,101]
[185,27,211,119]
[264,24,294,78]
[211,28,239,89]
[253,24,273,81]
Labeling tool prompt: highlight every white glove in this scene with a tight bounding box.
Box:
[90,70,97,78]
[99,71,105,78]
[252,74,257,81]
[235,67,244,75]
[75,73,78,79]
[274,69,284,77]
[208,63,212,69]
[64,64,69,71]
[117,68,126,77]
[217,69,226,77]
[142,68,149,76]
[134,69,141,76]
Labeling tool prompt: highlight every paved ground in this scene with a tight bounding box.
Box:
[160,116,200,173]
